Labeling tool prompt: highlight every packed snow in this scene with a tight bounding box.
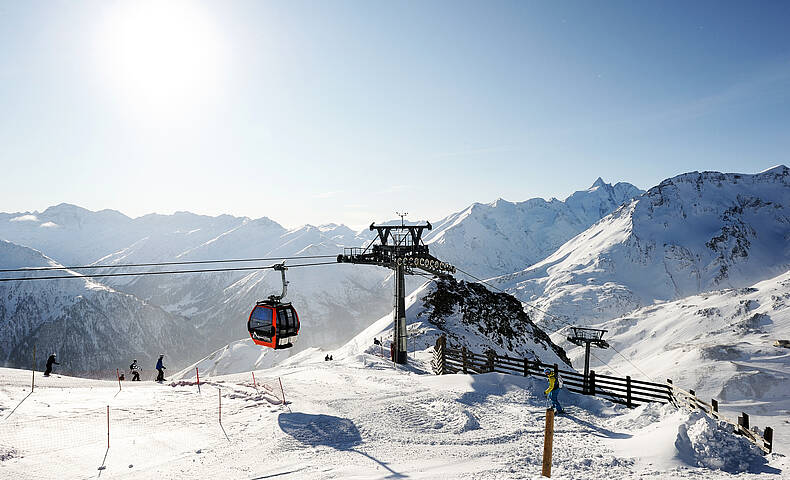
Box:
[1,349,786,479]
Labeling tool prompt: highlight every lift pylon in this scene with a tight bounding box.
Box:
[567,327,609,394]
[337,219,455,364]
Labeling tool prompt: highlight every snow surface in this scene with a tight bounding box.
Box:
[563,267,790,456]
[1,352,786,479]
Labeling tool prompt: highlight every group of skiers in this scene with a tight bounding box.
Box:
[127,354,167,381]
[41,353,167,382]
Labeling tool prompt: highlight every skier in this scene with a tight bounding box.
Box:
[44,353,59,377]
[155,354,166,382]
[130,359,141,381]
[324,354,330,361]
[544,367,564,414]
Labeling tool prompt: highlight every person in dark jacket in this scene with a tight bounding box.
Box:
[44,353,59,377]
[130,359,141,381]
[155,354,166,382]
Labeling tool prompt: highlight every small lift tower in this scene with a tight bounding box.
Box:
[567,327,609,394]
[337,217,454,364]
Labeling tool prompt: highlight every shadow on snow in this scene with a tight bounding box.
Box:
[277,412,406,478]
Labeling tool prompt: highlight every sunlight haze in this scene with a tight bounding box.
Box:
[0,0,788,228]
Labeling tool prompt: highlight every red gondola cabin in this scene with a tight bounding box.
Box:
[247,301,300,349]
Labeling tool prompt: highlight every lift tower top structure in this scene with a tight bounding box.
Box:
[337,219,455,364]
[567,327,609,394]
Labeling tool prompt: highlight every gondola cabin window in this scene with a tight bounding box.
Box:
[249,306,274,342]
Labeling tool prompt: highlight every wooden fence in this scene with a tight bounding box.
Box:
[431,335,774,454]
[668,380,774,454]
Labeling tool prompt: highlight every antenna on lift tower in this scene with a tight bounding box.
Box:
[396,211,408,227]
[337,215,455,365]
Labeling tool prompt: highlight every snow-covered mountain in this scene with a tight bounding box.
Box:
[0,240,200,373]
[0,205,394,362]
[494,166,790,330]
[0,204,246,266]
[0,176,635,370]
[424,178,643,279]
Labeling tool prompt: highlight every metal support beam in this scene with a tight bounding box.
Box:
[583,342,592,394]
[393,263,407,364]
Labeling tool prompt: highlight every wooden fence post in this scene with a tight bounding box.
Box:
[461,347,468,374]
[523,358,529,377]
[626,376,632,408]
[711,399,718,413]
[666,379,676,405]
[738,412,749,430]
[764,427,773,453]
[541,408,555,477]
[589,370,596,396]
[486,349,496,373]
[31,345,36,392]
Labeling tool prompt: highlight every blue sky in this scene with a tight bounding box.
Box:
[0,0,788,228]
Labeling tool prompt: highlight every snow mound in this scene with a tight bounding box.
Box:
[675,411,768,473]
[612,401,677,430]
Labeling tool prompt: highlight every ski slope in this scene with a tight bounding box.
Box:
[562,268,790,460]
[1,349,785,479]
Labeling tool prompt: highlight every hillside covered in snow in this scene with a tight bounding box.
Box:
[0,240,200,373]
[562,267,790,453]
[494,166,790,330]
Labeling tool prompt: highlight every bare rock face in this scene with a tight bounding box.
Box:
[418,276,570,366]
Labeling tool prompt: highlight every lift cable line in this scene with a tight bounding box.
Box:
[453,266,633,379]
[0,261,340,283]
[0,254,340,273]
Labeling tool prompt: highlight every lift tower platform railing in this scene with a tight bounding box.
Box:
[567,327,609,394]
[337,220,455,364]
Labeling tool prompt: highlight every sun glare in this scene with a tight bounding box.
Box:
[96,0,225,119]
